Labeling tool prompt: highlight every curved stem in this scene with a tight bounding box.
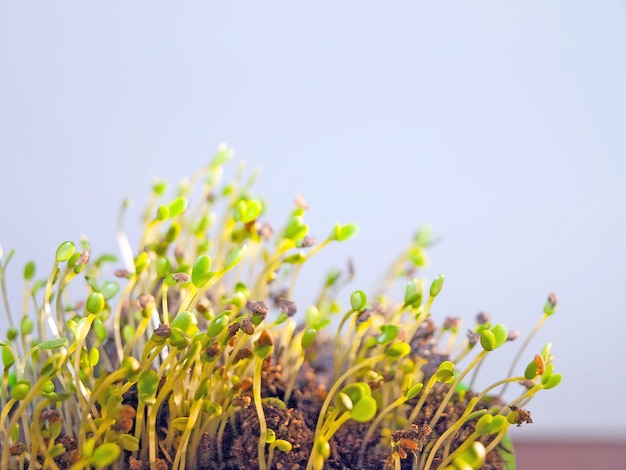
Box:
[172,399,203,469]
[484,428,508,455]
[314,354,385,438]
[78,369,125,448]
[0,257,15,330]
[73,314,96,419]
[117,201,136,272]
[132,401,146,461]
[358,396,406,467]
[433,430,479,470]
[333,308,357,379]
[501,382,543,411]
[322,412,351,441]
[42,262,60,341]
[422,397,480,470]
[123,316,151,358]
[253,357,268,470]
[1,376,48,468]
[306,354,386,470]
[31,398,62,470]
[286,239,331,299]
[113,277,138,365]
[429,350,488,429]
[475,376,526,406]
[407,374,438,425]
[283,353,305,403]
[499,314,547,397]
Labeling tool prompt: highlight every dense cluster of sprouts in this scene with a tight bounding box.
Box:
[0,145,560,470]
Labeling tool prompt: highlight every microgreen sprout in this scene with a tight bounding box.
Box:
[0,145,561,469]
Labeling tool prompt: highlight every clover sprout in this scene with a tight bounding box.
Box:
[0,147,560,470]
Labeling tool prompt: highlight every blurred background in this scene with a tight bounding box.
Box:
[1,1,625,458]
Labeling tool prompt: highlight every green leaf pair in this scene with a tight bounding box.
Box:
[435,361,456,383]
[475,414,508,436]
[330,223,359,242]
[479,324,508,351]
[336,382,377,423]
[170,311,199,349]
[235,199,263,224]
[404,278,424,308]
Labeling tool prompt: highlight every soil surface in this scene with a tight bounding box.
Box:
[122,358,509,469]
[13,322,512,469]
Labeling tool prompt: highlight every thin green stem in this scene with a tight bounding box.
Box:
[148,404,157,470]
[78,369,126,448]
[161,284,170,325]
[0,258,15,330]
[429,350,488,429]
[432,431,479,469]
[133,401,147,461]
[286,239,331,299]
[306,354,386,470]
[42,262,60,341]
[253,356,268,470]
[475,376,526,406]
[172,398,204,470]
[1,375,48,468]
[117,201,136,272]
[358,396,406,467]
[113,277,138,365]
[422,397,480,470]
[30,398,62,470]
[123,316,150,358]
[407,374,438,425]
[73,314,96,419]
[314,354,385,438]
[333,308,357,379]
[178,272,224,314]
[146,365,188,470]
[283,353,305,403]
[502,382,543,411]
[54,268,75,338]
[499,314,548,398]
[484,428,508,455]
[322,412,351,441]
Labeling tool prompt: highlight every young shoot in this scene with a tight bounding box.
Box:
[0,147,561,470]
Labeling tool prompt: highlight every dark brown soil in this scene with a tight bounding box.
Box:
[10,325,512,469]
[203,357,509,470]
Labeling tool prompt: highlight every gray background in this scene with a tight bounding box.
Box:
[1,2,625,440]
